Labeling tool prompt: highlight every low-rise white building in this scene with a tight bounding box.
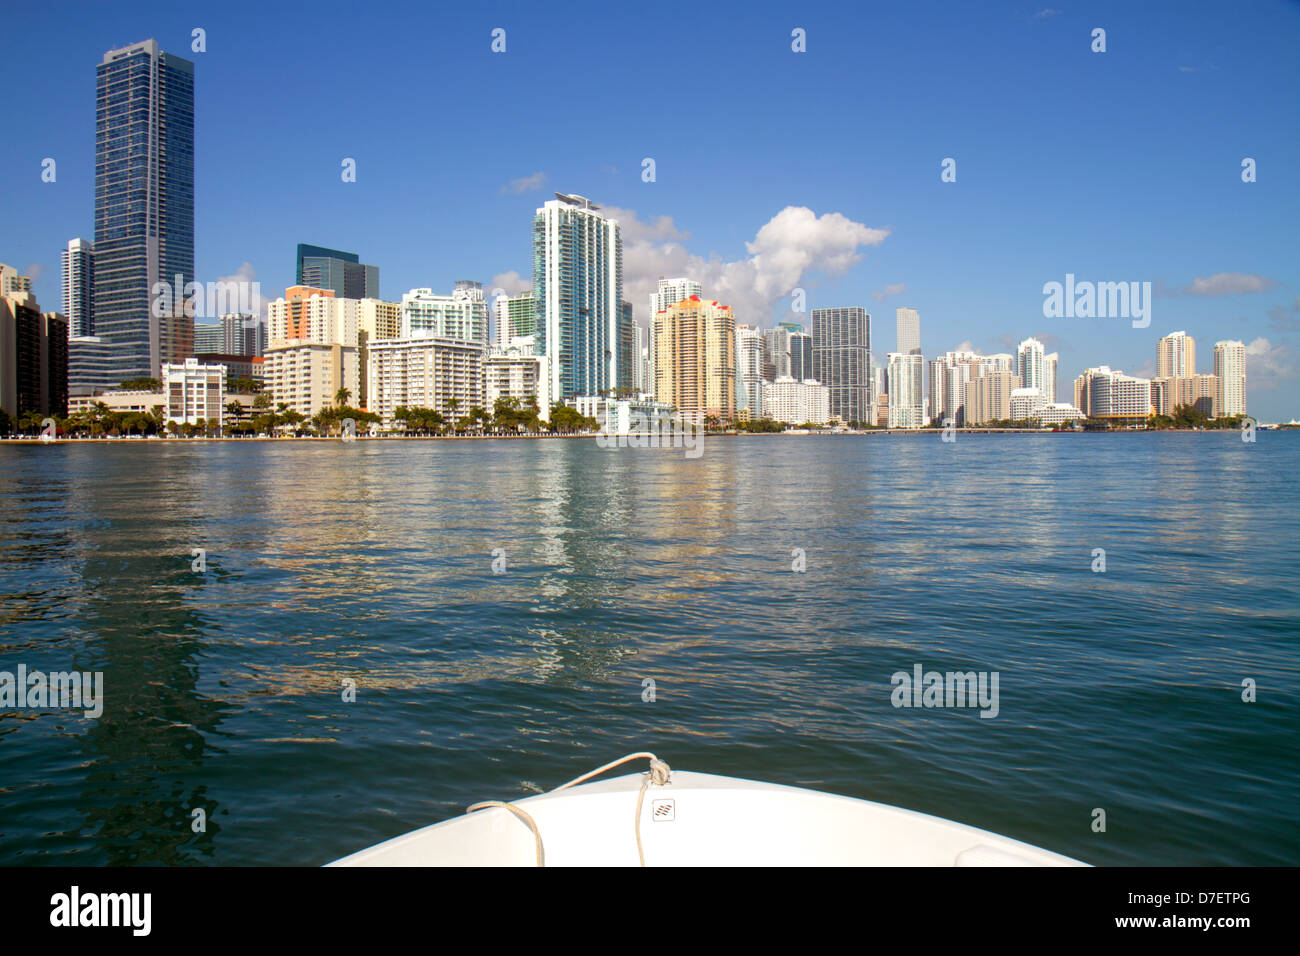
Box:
[163,357,226,428]
[570,395,677,435]
[368,336,486,425]
[1037,402,1086,425]
[484,339,551,421]
[761,377,830,425]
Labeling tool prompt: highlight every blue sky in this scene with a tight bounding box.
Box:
[4,0,1298,418]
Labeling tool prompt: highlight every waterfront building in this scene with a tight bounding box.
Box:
[570,395,677,435]
[1009,386,1047,421]
[62,239,95,337]
[1037,402,1086,426]
[963,370,1017,424]
[1016,337,1047,397]
[811,307,870,423]
[1073,367,1153,421]
[652,295,736,425]
[93,40,195,381]
[1214,340,1247,417]
[484,340,551,421]
[534,194,625,400]
[162,357,225,429]
[887,351,925,428]
[735,324,765,419]
[761,376,830,425]
[68,337,117,397]
[0,281,68,418]
[263,342,360,419]
[1157,331,1196,379]
[367,336,485,425]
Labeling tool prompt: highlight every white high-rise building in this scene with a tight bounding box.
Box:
[1044,352,1059,403]
[535,194,625,400]
[896,307,920,354]
[62,238,95,337]
[402,282,488,343]
[735,324,765,419]
[1214,340,1247,417]
[1016,337,1047,396]
[887,352,925,428]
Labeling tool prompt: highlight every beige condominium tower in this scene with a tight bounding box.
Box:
[653,295,736,426]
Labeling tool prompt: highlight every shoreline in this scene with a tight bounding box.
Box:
[0,427,1283,444]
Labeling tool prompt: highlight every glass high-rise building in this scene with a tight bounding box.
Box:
[533,194,624,400]
[811,307,871,424]
[94,40,195,381]
[296,244,380,300]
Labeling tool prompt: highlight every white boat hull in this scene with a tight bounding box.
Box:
[330,770,1087,867]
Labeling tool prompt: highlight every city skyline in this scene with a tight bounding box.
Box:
[3,2,1297,420]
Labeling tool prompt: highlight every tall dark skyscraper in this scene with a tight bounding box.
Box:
[296,244,380,299]
[811,307,871,424]
[93,39,195,382]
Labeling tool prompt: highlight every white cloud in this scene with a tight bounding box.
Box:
[871,282,906,302]
[213,261,267,320]
[1033,9,1062,19]
[501,172,548,195]
[1183,272,1279,296]
[488,270,531,296]
[1245,337,1294,391]
[605,204,888,327]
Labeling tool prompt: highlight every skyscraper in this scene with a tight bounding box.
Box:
[62,239,94,337]
[1016,337,1046,395]
[811,307,871,424]
[735,324,765,419]
[296,245,380,300]
[653,296,736,425]
[887,352,925,428]
[534,194,624,400]
[896,307,920,354]
[1214,340,1247,417]
[93,39,195,381]
[1157,331,1195,378]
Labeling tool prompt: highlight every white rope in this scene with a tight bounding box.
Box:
[465,752,671,867]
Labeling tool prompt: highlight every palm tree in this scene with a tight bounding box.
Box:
[334,387,351,407]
